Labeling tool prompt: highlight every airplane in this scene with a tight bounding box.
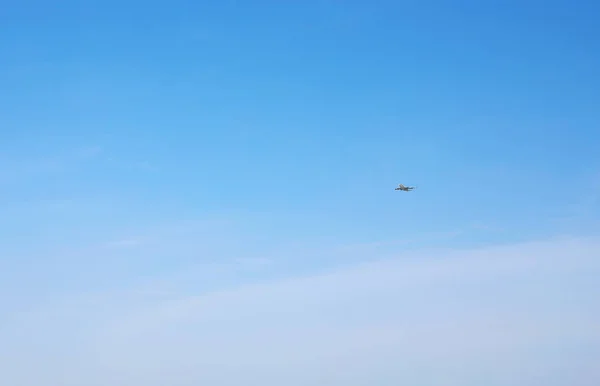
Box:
[395,183,415,191]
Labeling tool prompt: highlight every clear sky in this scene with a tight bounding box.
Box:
[1,1,599,385]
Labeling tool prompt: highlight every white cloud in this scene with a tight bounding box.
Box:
[1,236,599,385]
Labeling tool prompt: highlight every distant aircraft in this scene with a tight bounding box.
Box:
[395,183,415,191]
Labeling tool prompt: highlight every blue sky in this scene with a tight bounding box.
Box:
[1,1,599,385]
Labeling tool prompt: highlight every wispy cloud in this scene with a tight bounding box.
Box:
[554,170,600,234]
[0,145,103,183]
[1,236,599,385]
[73,145,103,159]
[103,238,144,249]
[104,156,159,172]
[332,229,463,254]
[469,221,504,232]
